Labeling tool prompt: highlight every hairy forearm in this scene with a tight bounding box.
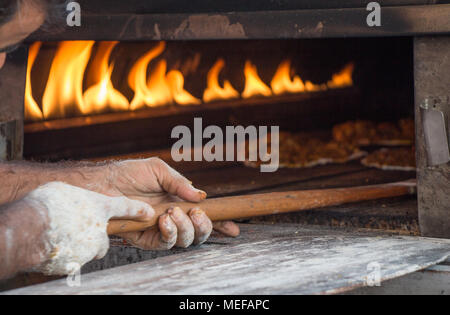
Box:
[0,199,49,280]
[0,161,109,205]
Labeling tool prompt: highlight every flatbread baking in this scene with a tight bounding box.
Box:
[245,131,367,169]
[361,147,416,171]
[332,118,414,146]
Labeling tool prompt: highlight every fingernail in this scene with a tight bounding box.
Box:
[138,208,151,218]
[196,190,207,200]
[189,184,207,199]
[137,203,153,218]
[167,206,180,216]
[190,208,204,222]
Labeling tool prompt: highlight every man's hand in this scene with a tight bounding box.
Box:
[24,182,154,276]
[0,158,240,252]
[84,158,240,250]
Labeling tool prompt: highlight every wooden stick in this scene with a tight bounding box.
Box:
[107,179,416,235]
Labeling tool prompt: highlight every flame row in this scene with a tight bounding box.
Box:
[25,41,354,122]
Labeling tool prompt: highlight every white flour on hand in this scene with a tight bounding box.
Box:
[25,182,154,276]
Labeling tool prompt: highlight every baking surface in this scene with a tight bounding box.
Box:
[4,223,449,295]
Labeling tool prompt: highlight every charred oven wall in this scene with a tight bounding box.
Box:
[414,36,450,238]
[0,47,27,160]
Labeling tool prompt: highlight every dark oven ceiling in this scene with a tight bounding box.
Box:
[27,1,450,41]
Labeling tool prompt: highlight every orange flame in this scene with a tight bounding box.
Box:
[24,42,43,122]
[83,41,129,113]
[128,42,166,110]
[42,41,95,120]
[242,61,272,99]
[270,60,305,95]
[327,62,354,89]
[25,41,355,122]
[146,59,173,107]
[203,59,239,103]
[128,42,200,107]
[166,70,201,105]
[304,81,323,92]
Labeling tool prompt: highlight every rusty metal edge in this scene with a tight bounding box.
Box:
[27,5,450,42]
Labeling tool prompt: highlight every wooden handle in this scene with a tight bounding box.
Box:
[107,179,416,235]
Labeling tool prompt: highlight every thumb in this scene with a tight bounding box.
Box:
[106,196,155,221]
[168,179,207,203]
[152,159,207,202]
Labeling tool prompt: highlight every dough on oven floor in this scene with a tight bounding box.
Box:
[245,131,367,169]
[332,118,414,147]
[361,147,416,171]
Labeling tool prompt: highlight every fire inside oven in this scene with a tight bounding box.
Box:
[23,38,414,163]
[25,41,354,122]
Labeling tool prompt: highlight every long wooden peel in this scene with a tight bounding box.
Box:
[107,179,416,235]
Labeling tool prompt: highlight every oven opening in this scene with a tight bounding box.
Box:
[22,37,417,232]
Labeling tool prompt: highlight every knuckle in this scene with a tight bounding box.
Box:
[177,241,192,249]
[190,209,212,245]
[177,227,195,248]
[159,214,178,248]
[173,177,189,189]
[140,204,154,217]
[190,209,211,227]
[130,199,151,214]
[158,236,177,250]
[169,207,187,223]
[197,221,213,236]
[148,157,166,168]
[195,229,212,245]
